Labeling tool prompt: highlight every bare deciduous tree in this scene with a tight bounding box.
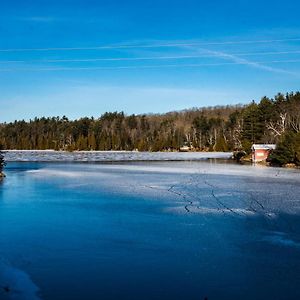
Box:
[267,113,287,137]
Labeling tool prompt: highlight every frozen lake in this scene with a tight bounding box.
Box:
[3,150,232,162]
[1,159,300,299]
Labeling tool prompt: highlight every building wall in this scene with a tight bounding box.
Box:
[252,149,270,162]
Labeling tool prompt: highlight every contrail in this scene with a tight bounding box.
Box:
[0,38,299,52]
[184,45,300,76]
[0,59,300,72]
[0,50,300,64]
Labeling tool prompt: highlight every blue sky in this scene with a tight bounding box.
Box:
[1,0,300,122]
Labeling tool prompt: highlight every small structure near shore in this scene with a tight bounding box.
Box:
[251,144,276,163]
[179,143,194,152]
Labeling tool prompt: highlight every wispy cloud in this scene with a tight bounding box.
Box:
[16,16,59,23]
[11,15,131,29]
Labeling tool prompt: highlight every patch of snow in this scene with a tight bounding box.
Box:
[0,259,41,300]
[263,232,300,248]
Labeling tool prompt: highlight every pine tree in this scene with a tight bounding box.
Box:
[269,132,300,166]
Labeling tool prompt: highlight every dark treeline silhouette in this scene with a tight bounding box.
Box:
[0,92,299,164]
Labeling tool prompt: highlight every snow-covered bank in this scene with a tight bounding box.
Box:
[3,150,232,162]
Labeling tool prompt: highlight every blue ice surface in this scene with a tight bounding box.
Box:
[0,160,300,300]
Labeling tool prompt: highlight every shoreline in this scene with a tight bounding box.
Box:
[2,150,299,169]
[3,149,228,153]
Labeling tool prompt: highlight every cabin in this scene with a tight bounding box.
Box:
[251,144,276,163]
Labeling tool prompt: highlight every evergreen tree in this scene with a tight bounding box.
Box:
[269,132,300,166]
[242,101,263,145]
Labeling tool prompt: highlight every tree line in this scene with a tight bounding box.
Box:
[0,91,299,165]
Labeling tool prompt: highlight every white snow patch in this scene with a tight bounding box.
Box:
[0,259,41,300]
[263,233,300,248]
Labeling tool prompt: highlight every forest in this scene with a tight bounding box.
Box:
[0,92,300,165]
